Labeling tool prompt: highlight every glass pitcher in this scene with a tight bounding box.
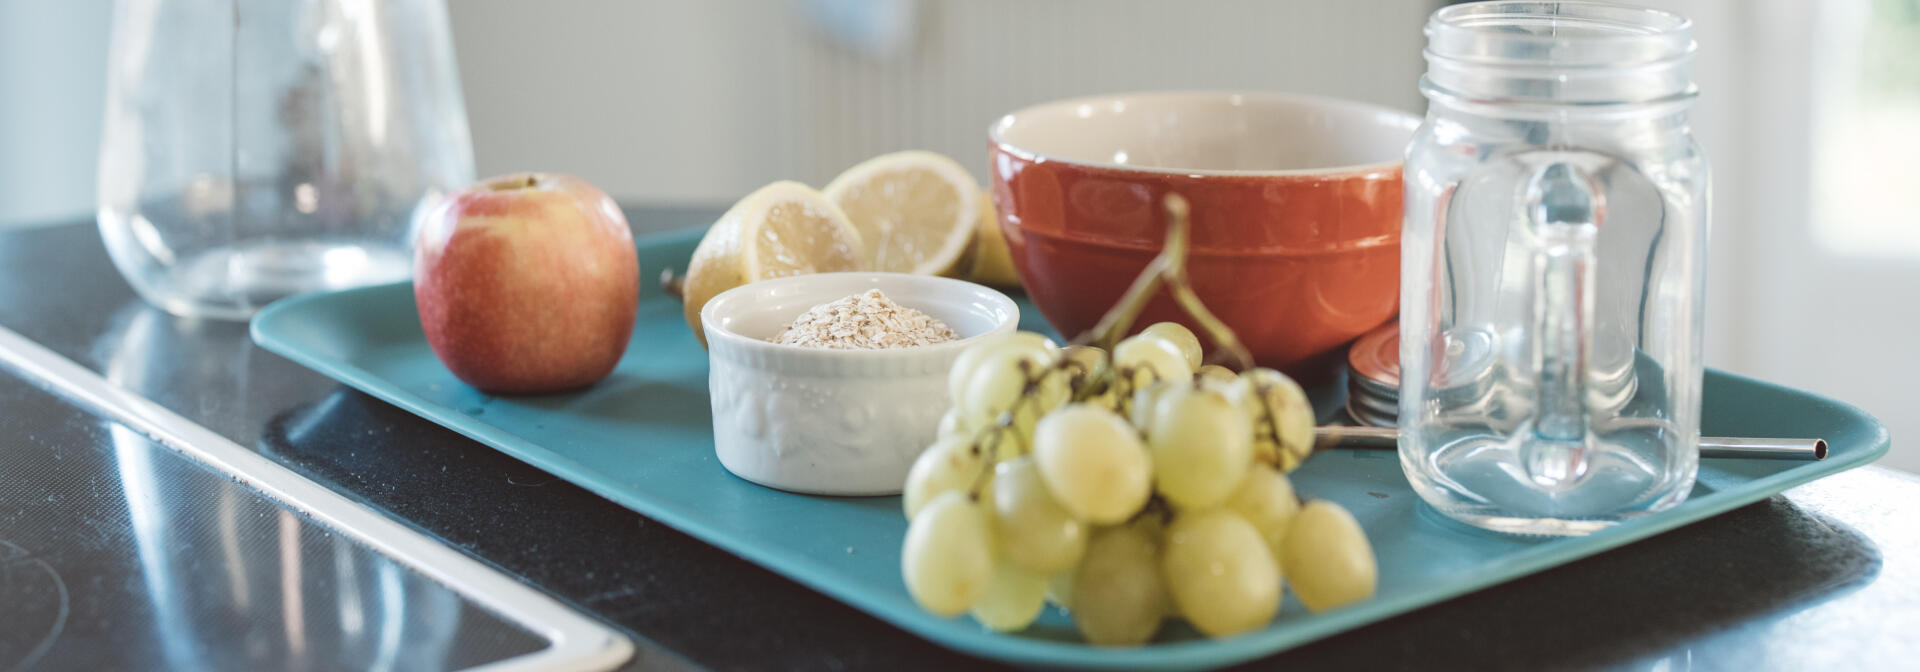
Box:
[1399,1,1708,535]
[98,0,473,320]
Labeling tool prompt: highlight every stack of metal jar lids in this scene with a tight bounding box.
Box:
[1346,321,1638,428]
[1344,322,1500,429]
[1344,323,1402,428]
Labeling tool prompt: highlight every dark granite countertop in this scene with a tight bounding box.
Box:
[1,209,1914,671]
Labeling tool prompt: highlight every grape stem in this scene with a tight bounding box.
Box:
[966,425,1008,498]
[1249,380,1287,467]
[963,355,1102,494]
[1128,494,1174,526]
[1072,194,1256,371]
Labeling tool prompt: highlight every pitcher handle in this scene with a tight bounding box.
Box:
[1521,162,1602,487]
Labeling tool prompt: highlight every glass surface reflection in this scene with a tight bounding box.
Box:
[0,366,542,670]
[93,299,340,442]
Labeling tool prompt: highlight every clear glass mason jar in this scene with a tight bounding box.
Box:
[1399,1,1709,535]
[97,0,473,320]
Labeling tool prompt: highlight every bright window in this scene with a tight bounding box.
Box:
[1812,0,1920,258]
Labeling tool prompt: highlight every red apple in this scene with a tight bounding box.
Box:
[413,172,639,394]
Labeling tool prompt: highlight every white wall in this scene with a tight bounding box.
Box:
[0,1,112,224]
[445,0,1432,204]
[6,0,1431,214]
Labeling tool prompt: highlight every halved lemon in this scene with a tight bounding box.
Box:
[823,150,980,276]
[682,181,864,346]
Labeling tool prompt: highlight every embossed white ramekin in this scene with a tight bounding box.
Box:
[700,273,1019,495]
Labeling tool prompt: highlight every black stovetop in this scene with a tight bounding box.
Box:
[0,365,544,670]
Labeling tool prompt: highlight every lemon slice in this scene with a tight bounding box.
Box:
[963,190,1022,288]
[823,150,980,276]
[683,181,864,346]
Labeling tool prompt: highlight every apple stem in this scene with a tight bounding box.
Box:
[660,269,686,301]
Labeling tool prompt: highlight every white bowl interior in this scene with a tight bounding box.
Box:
[707,273,1016,348]
[992,92,1420,174]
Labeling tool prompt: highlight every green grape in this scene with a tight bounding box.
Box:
[970,562,1049,632]
[1113,334,1194,390]
[963,348,1067,452]
[1221,376,1263,426]
[1142,322,1204,369]
[1033,405,1153,524]
[1128,379,1176,435]
[1081,382,1121,412]
[1042,336,1063,354]
[949,340,995,402]
[992,456,1088,574]
[1263,373,1317,472]
[1147,387,1254,510]
[1034,365,1075,412]
[1056,345,1110,394]
[1058,344,1117,408]
[948,332,1053,402]
[1046,565,1077,609]
[1282,500,1378,612]
[1070,525,1169,646]
[1226,376,1281,466]
[936,407,969,439]
[903,436,987,519]
[984,427,1023,462]
[1249,436,1282,467]
[1194,364,1238,385]
[1234,368,1317,472]
[1224,465,1300,561]
[1127,509,1168,543]
[902,490,996,616]
[1161,509,1282,638]
[947,337,1007,404]
[1011,369,1072,458]
[961,350,1038,421]
[1194,370,1241,422]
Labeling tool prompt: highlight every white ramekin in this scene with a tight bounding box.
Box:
[700,273,1019,495]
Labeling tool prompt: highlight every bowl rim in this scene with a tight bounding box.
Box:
[988,90,1422,178]
[700,272,1020,361]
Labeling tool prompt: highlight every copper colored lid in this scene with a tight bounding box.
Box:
[1347,322,1401,391]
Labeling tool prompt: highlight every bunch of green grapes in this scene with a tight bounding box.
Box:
[899,323,1380,644]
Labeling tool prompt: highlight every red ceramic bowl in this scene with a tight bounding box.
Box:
[988,91,1419,382]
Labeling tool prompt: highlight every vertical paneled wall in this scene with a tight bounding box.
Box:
[448,0,1434,204]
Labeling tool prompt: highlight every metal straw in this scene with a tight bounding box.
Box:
[1314,426,1828,461]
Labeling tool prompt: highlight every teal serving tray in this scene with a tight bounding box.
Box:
[252,227,1888,671]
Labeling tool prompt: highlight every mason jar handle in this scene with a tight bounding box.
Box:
[1522,161,1602,487]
